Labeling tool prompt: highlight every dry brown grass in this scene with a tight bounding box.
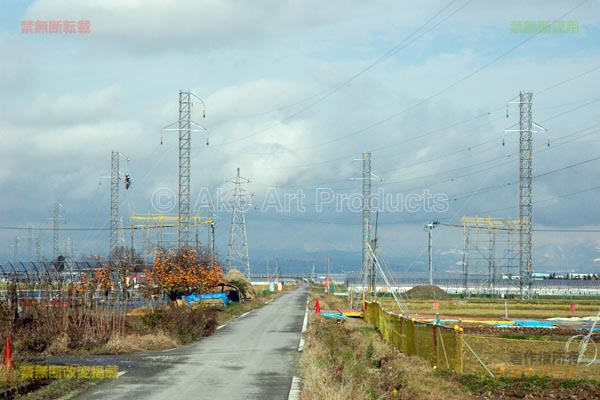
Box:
[300,316,470,400]
[103,332,179,353]
[45,332,70,355]
[0,365,20,390]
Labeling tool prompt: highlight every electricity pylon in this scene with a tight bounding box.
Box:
[34,228,43,262]
[162,91,207,251]
[352,152,382,296]
[102,151,130,261]
[50,203,64,260]
[225,168,251,277]
[505,91,547,300]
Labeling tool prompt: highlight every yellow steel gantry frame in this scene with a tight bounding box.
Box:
[462,216,522,230]
[130,213,212,228]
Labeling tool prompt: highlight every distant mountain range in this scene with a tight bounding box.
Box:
[248,242,600,276]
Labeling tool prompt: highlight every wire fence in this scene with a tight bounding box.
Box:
[0,261,160,312]
[364,302,600,379]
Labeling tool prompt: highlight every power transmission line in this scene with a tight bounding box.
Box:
[210,0,470,148]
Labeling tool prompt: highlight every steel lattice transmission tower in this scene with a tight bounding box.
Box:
[178,91,192,249]
[518,91,534,300]
[162,91,206,251]
[353,152,380,295]
[506,91,546,299]
[110,151,120,260]
[106,151,129,261]
[362,152,373,294]
[52,203,63,260]
[34,228,43,262]
[26,226,33,263]
[226,168,251,277]
[12,236,19,264]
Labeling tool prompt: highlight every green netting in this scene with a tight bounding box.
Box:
[366,302,462,372]
[365,302,600,379]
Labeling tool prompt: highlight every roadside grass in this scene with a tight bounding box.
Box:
[302,287,600,399]
[300,317,470,400]
[13,378,97,400]
[301,287,469,399]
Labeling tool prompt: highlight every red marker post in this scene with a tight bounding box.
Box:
[2,337,14,371]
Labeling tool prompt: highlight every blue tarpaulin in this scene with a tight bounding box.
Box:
[184,293,229,306]
[513,320,555,328]
[320,312,347,319]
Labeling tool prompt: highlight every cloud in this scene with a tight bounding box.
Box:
[22,85,124,126]
[1,1,599,264]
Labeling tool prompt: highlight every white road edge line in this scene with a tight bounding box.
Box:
[117,371,127,377]
[216,324,226,330]
[240,311,251,318]
[288,376,302,400]
[298,307,309,352]
[301,308,309,334]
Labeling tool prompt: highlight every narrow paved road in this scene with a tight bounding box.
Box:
[78,286,308,400]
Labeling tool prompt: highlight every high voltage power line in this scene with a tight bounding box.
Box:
[253,117,600,194]
[447,153,600,202]
[208,0,470,148]
[287,0,589,153]
[255,63,600,177]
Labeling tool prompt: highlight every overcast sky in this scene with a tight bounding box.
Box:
[1,0,599,273]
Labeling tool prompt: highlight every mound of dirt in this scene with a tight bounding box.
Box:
[404,285,450,300]
[224,268,257,299]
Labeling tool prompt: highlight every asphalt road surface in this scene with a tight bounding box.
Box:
[76,286,308,400]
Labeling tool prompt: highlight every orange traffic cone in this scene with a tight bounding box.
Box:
[315,297,321,314]
[2,337,13,371]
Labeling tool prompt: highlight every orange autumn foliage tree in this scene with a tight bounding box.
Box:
[150,248,223,300]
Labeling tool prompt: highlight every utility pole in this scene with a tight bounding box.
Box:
[162,91,207,252]
[208,204,216,267]
[143,227,151,260]
[226,168,251,277]
[130,224,135,261]
[425,221,439,286]
[210,221,215,266]
[505,91,546,300]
